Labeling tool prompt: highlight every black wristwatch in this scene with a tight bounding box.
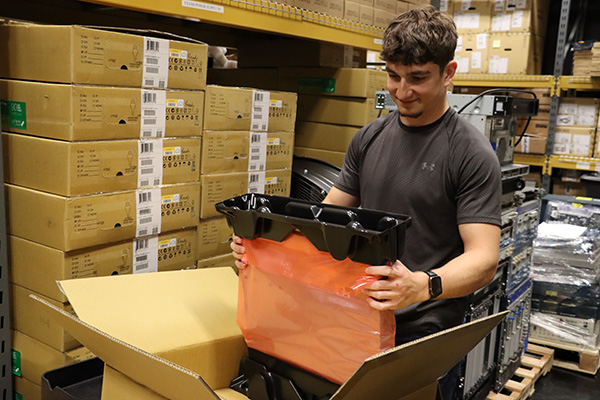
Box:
[423,270,442,300]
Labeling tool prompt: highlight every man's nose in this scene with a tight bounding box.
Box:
[394,80,413,99]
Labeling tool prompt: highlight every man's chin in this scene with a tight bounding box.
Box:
[399,111,423,119]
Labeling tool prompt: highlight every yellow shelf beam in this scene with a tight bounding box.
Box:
[558,76,600,92]
[514,153,547,168]
[548,155,600,175]
[453,74,556,89]
[80,0,384,50]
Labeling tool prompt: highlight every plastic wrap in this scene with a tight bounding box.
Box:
[543,199,600,229]
[531,222,600,284]
[238,232,396,384]
[529,311,599,350]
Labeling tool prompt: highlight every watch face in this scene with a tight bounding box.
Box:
[430,275,442,298]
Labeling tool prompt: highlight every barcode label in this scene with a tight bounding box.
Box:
[138,139,163,188]
[136,188,161,238]
[143,37,169,89]
[133,236,159,274]
[140,90,166,138]
[248,171,266,194]
[248,131,267,172]
[250,90,270,132]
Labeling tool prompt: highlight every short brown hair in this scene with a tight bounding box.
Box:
[380,6,457,73]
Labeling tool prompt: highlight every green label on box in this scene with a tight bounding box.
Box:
[297,78,336,94]
[12,349,22,377]
[1,100,27,130]
[15,392,23,400]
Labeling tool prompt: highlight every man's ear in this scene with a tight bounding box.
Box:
[443,60,458,87]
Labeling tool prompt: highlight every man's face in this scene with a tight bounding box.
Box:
[385,60,456,126]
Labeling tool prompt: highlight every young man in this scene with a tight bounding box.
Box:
[232,6,502,399]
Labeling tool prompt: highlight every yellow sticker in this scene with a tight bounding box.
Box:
[575,197,593,201]
[265,177,277,185]
[166,99,184,108]
[492,40,501,48]
[169,48,188,59]
[162,194,181,204]
[270,100,283,108]
[572,203,584,208]
[546,290,558,297]
[163,147,180,156]
[159,238,177,249]
[267,138,280,146]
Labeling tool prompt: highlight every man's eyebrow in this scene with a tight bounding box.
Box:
[409,70,431,76]
[385,67,398,74]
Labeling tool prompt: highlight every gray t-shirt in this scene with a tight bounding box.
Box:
[335,107,502,339]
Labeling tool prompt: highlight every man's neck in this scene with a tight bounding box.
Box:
[400,103,450,127]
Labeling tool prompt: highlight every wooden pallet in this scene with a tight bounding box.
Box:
[528,338,600,375]
[486,344,555,400]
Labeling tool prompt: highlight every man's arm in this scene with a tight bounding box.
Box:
[364,223,500,310]
[322,186,360,207]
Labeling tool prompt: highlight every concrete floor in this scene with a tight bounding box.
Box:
[530,367,600,399]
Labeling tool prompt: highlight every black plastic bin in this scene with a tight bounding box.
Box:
[215,193,411,265]
[41,358,104,400]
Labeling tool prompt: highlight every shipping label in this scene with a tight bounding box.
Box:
[141,90,167,138]
[143,37,169,89]
[133,236,159,273]
[136,188,162,237]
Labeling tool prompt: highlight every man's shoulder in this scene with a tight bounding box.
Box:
[354,111,398,143]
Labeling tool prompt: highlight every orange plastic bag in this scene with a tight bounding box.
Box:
[238,231,396,384]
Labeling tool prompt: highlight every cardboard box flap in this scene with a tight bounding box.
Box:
[56,269,240,355]
[82,25,207,45]
[330,312,507,400]
[31,294,219,400]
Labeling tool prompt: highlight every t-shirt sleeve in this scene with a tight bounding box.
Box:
[454,136,502,227]
[334,127,364,197]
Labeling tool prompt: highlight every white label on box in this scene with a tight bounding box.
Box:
[577,162,591,169]
[476,34,487,49]
[138,139,163,188]
[557,115,576,126]
[251,90,270,131]
[181,0,224,13]
[143,37,169,89]
[471,52,482,69]
[136,188,162,237]
[516,0,526,9]
[579,104,597,118]
[461,0,471,11]
[133,236,159,274]
[489,56,509,74]
[439,0,449,12]
[265,176,278,185]
[456,36,463,51]
[558,103,577,115]
[248,171,266,194]
[343,45,354,68]
[141,90,167,138]
[454,13,480,29]
[512,10,524,28]
[554,132,571,144]
[521,137,530,153]
[248,132,267,172]
[573,135,591,156]
[492,13,511,31]
[457,56,469,73]
[553,143,569,154]
[578,114,595,126]
[495,0,505,12]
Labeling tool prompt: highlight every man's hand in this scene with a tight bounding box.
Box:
[363,260,431,311]
[230,234,248,270]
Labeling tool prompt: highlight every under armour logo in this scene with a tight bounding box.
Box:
[421,162,436,172]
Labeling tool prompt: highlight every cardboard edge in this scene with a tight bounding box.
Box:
[29,294,220,400]
[330,311,509,400]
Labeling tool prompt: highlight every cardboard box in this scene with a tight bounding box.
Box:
[552,180,588,197]
[0,79,204,141]
[278,67,387,98]
[514,135,546,154]
[6,182,200,252]
[203,86,297,132]
[358,0,374,6]
[200,169,292,218]
[3,133,200,196]
[237,37,366,69]
[491,0,549,36]
[294,147,347,168]
[12,284,79,352]
[488,33,544,74]
[455,33,489,74]
[14,376,41,400]
[207,68,279,91]
[195,253,237,269]
[295,121,357,152]
[200,131,294,174]
[452,0,493,33]
[553,127,596,157]
[12,330,94,387]
[32,268,506,400]
[438,0,453,14]
[516,118,550,136]
[345,1,361,22]
[294,0,345,18]
[374,9,395,28]
[515,87,552,105]
[396,1,410,14]
[0,22,208,90]
[374,0,396,13]
[558,98,599,127]
[197,217,232,259]
[9,229,197,303]
[297,94,384,127]
[359,5,375,25]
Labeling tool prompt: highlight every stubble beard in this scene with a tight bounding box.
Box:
[399,111,423,119]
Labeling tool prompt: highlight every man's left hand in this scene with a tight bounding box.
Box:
[363,261,431,311]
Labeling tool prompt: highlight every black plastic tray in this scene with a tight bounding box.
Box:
[215,193,411,265]
[41,358,103,400]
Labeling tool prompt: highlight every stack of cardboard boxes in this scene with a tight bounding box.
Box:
[0,21,209,398]
[197,85,297,268]
[453,0,548,75]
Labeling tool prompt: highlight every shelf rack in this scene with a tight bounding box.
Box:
[80,0,385,50]
[453,74,556,92]
[558,76,600,93]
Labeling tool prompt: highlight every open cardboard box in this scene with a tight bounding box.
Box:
[32,268,506,400]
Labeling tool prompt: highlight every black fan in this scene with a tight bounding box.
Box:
[291,156,341,203]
